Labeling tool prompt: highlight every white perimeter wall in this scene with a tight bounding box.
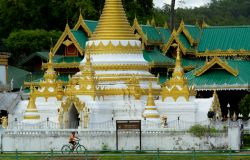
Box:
[0,65,6,85]
[2,130,228,151]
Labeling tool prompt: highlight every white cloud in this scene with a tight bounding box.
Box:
[153,0,211,9]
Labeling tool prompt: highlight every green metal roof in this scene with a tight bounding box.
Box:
[143,49,174,65]
[18,51,64,66]
[18,51,49,66]
[71,30,88,49]
[178,33,192,49]
[54,56,82,63]
[198,26,250,52]
[8,66,30,89]
[185,60,250,89]
[157,27,171,43]
[185,25,201,41]
[179,58,205,69]
[140,25,162,43]
[159,74,169,84]
[84,20,98,33]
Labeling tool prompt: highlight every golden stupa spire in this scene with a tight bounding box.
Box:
[143,82,160,119]
[211,90,222,119]
[24,84,40,119]
[90,0,136,40]
[172,45,184,78]
[77,50,97,98]
[161,44,196,101]
[146,82,155,106]
[151,17,156,27]
[44,49,57,82]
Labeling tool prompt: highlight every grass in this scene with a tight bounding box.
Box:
[1,151,250,160]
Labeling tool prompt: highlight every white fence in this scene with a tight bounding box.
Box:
[6,119,249,131]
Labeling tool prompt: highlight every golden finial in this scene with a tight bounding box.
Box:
[151,17,156,27]
[202,19,209,28]
[65,22,70,31]
[79,9,83,21]
[211,90,222,119]
[146,82,155,106]
[164,22,168,29]
[161,43,194,102]
[180,19,185,27]
[90,0,136,40]
[48,49,53,63]
[147,20,150,25]
[134,16,138,25]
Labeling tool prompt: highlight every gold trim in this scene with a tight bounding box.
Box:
[194,56,238,77]
[196,49,250,57]
[52,24,83,56]
[73,13,92,37]
[87,40,142,54]
[144,114,160,118]
[162,29,187,55]
[131,17,148,45]
[177,20,197,46]
[23,115,40,119]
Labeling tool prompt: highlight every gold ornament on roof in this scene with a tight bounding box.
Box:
[146,82,155,106]
[143,82,160,119]
[24,84,40,119]
[211,90,222,119]
[90,0,136,40]
[161,44,196,101]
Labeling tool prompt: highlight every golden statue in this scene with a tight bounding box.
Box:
[58,108,63,129]
[1,116,8,129]
[84,107,89,128]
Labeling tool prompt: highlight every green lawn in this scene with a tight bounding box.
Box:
[1,152,250,160]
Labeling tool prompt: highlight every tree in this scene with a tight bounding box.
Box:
[5,29,61,64]
[239,94,250,120]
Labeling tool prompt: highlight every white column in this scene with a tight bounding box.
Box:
[228,121,241,150]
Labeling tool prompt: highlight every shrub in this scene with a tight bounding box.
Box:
[189,124,217,137]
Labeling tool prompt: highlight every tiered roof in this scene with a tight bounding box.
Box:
[197,26,250,56]
[186,59,250,90]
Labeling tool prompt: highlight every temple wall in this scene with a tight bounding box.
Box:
[1,130,230,151]
[0,66,6,85]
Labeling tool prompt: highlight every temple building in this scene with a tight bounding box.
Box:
[7,0,216,129]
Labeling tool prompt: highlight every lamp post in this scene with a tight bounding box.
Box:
[227,103,230,126]
[227,103,230,119]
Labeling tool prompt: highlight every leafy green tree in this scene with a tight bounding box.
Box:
[5,29,61,64]
[239,94,250,120]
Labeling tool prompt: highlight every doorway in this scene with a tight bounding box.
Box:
[68,104,80,129]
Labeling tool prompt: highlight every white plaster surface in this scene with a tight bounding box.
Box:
[2,130,228,151]
[0,65,6,85]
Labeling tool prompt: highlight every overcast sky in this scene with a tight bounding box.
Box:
[153,0,211,8]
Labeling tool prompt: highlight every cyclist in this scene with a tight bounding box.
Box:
[69,131,78,150]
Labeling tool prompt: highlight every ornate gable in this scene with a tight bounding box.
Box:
[73,13,92,37]
[195,57,239,77]
[53,24,84,56]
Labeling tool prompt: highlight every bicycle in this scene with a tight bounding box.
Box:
[61,139,87,154]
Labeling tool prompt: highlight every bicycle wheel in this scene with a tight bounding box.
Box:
[76,145,86,154]
[61,145,71,154]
